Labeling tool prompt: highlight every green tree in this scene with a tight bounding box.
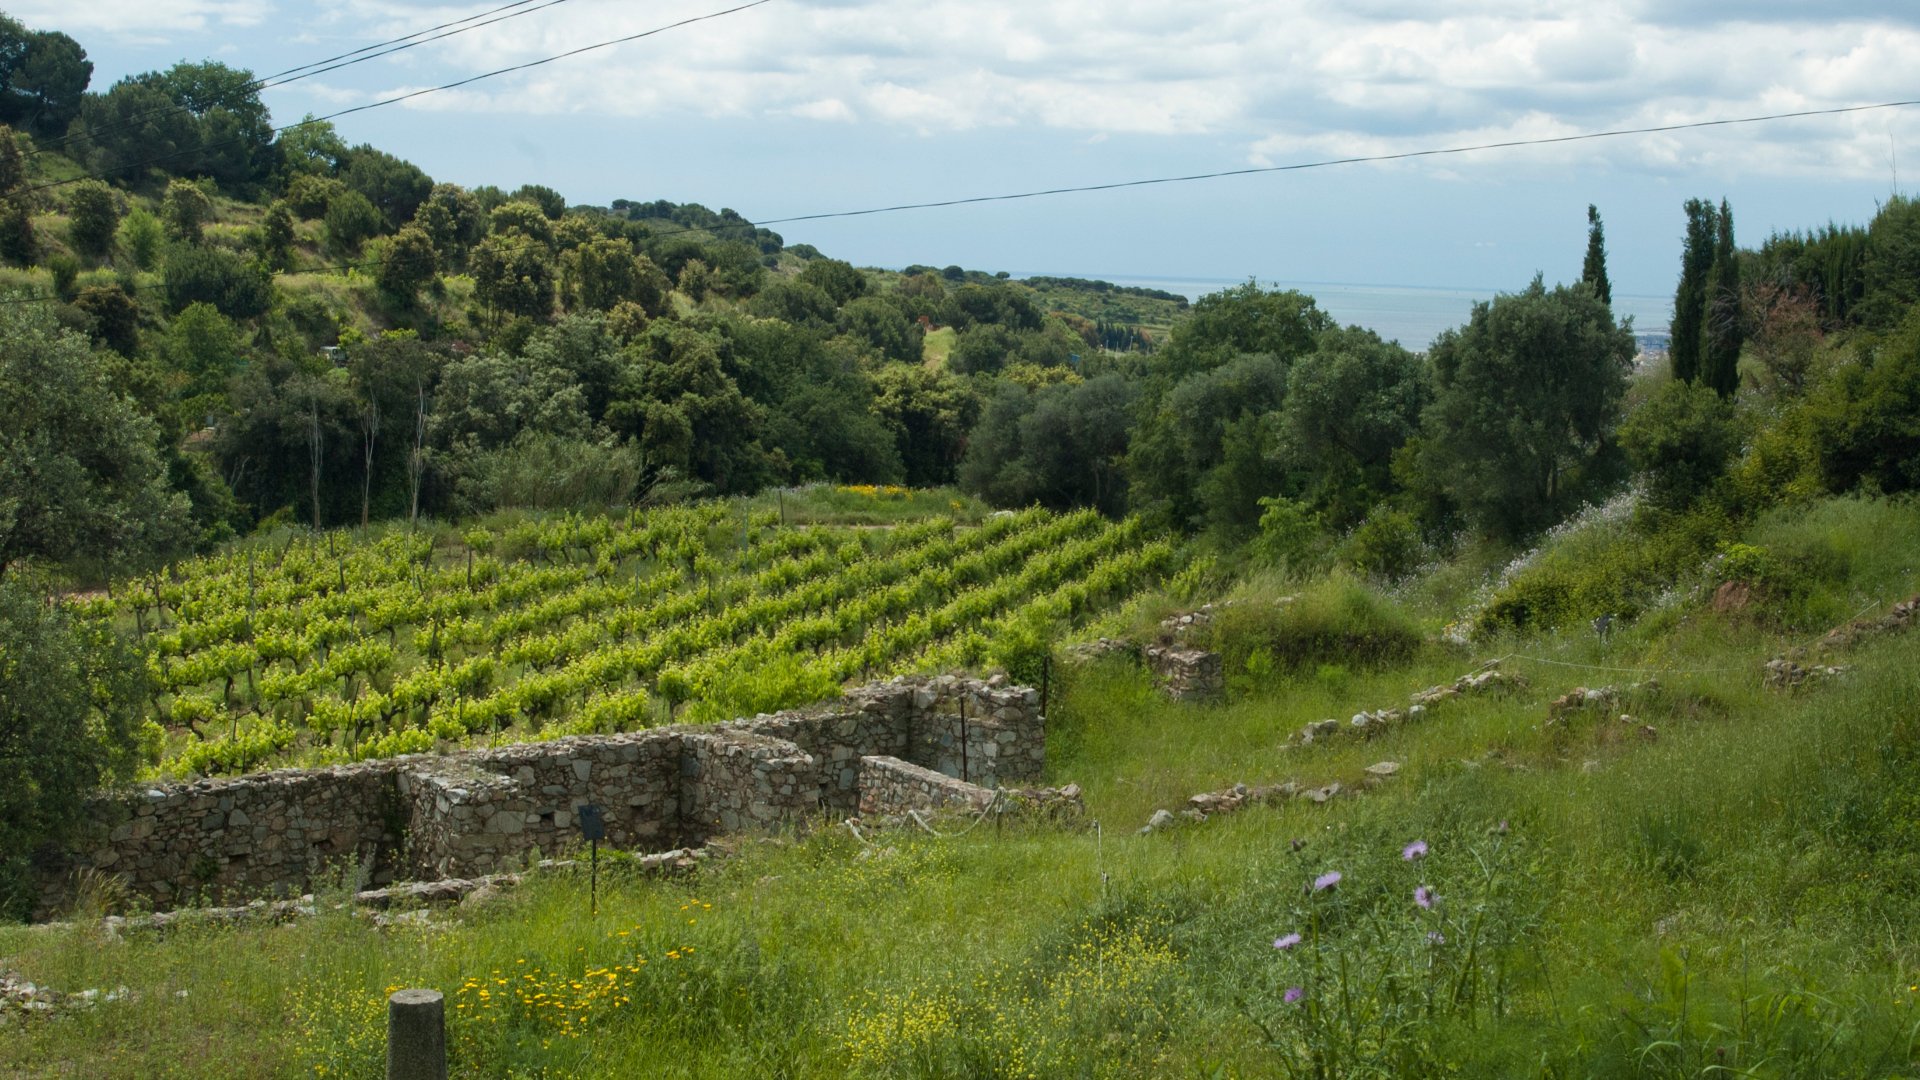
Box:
[376,225,438,304]
[342,144,433,229]
[606,321,770,492]
[66,180,118,261]
[566,236,666,314]
[161,179,213,243]
[1127,353,1290,536]
[1619,379,1737,513]
[1857,194,1920,329]
[1806,304,1920,496]
[0,579,147,918]
[285,174,343,220]
[119,207,162,270]
[1418,276,1635,538]
[275,115,348,177]
[412,183,486,268]
[72,284,140,355]
[1582,204,1611,306]
[960,374,1136,514]
[471,232,556,321]
[0,303,190,576]
[797,257,868,305]
[870,364,981,486]
[258,200,295,270]
[161,242,271,319]
[1271,326,1429,526]
[839,295,923,363]
[322,188,384,256]
[511,183,566,220]
[160,301,245,399]
[1155,281,1331,382]
[1702,199,1743,397]
[1670,198,1717,384]
[488,200,555,248]
[0,197,34,266]
[0,21,91,138]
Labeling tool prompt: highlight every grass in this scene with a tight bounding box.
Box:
[921,325,956,369]
[5,496,1920,1076]
[740,483,987,526]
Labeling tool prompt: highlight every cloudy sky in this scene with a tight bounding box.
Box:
[25,0,1920,322]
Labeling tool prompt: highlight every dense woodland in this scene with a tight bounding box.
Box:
[3,11,1918,590]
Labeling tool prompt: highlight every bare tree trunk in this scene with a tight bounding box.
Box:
[308,394,323,531]
[361,395,380,529]
[409,383,428,529]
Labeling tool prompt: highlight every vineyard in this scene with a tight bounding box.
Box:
[77,505,1176,779]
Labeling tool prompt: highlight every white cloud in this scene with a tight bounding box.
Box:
[10,0,271,37]
[258,0,1920,183]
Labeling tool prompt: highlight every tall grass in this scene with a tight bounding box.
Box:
[5,497,1920,1077]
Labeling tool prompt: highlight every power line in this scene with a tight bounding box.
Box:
[19,0,782,196]
[750,99,1920,227]
[31,0,564,159]
[15,95,1920,309]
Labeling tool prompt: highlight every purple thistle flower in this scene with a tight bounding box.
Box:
[1273,932,1302,951]
[1426,931,1446,945]
[1283,986,1305,1005]
[1415,886,1435,909]
[1402,840,1429,861]
[1312,870,1342,892]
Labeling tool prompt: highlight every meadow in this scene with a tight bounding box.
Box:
[4,495,1917,1077]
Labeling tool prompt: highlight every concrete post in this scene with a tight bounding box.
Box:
[386,988,447,1080]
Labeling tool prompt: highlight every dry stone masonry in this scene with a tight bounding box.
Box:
[34,675,1045,919]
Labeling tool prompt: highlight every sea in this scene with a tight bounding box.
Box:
[1033,273,1671,354]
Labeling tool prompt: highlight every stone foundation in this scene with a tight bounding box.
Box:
[33,675,1044,919]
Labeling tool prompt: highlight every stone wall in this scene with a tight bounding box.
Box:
[857,755,996,817]
[1144,646,1224,702]
[33,676,1045,919]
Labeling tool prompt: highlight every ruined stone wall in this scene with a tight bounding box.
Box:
[857,755,996,817]
[36,762,401,916]
[34,676,1045,918]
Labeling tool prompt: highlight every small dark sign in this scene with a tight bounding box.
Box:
[575,804,605,842]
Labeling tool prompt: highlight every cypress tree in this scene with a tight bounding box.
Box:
[1703,199,1743,397]
[1582,204,1612,306]
[1670,198,1716,384]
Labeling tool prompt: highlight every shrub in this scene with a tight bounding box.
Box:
[119,207,162,270]
[1250,495,1324,572]
[1201,573,1420,675]
[0,580,147,918]
[1341,506,1423,581]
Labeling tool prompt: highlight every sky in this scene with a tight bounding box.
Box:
[23,0,1920,316]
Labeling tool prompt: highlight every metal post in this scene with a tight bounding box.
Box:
[590,837,599,918]
[386,989,447,1080]
[960,695,970,784]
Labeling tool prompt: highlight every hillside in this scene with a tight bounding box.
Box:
[5,494,1919,1075]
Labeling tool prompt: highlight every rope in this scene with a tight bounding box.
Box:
[903,789,1007,840]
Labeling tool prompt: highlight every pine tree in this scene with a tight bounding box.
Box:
[1582,204,1612,306]
[1670,198,1717,384]
[1702,199,1743,397]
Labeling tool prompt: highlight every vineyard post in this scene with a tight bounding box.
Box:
[778,490,786,527]
[1041,652,1051,719]
[960,695,969,784]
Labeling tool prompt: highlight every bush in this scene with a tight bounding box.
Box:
[162,242,272,319]
[1341,506,1423,581]
[1619,378,1739,513]
[1250,496,1325,572]
[323,189,384,256]
[0,580,147,918]
[1200,574,1420,675]
[119,207,162,270]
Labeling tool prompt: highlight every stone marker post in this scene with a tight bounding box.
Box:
[387,988,447,1080]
